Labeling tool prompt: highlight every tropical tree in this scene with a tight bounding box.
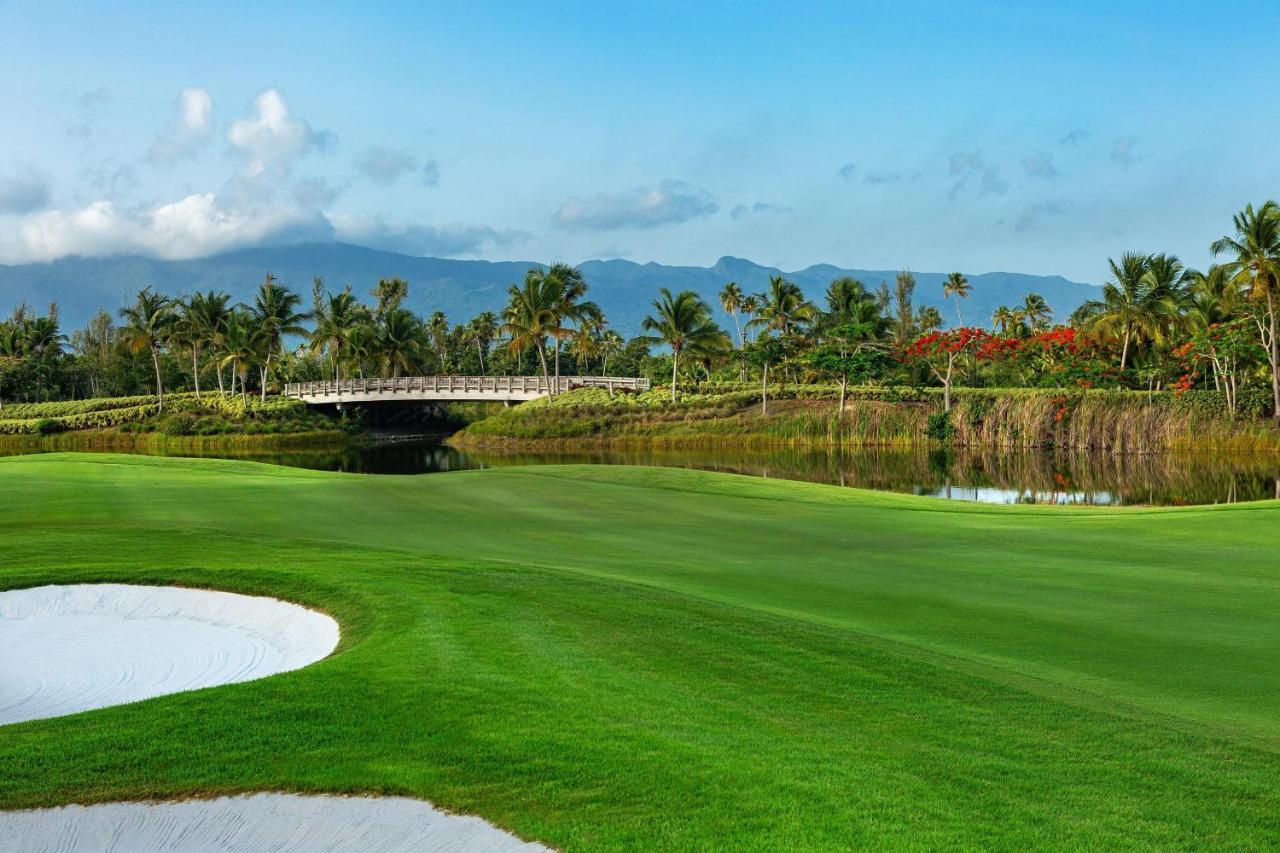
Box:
[309,287,369,382]
[468,311,498,375]
[916,305,943,333]
[425,311,450,372]
[218,310,264,404]
[640,288,729,402]
[179,290,231,400]
[599,329,624,376]
[119,287,176,411]
[252,274,308,400]
[376,308,426,378]
[719,281,746,349]
[809,321,891,414]
[1022,292,1053,331]
[942,272,971,326]
[740,294,761,343]
[539,263,599,383]
[906,328,991,412]
[1211,201,1280,422]
[502,270,559,394]
[372,276,409,320]
[1072,253,1184,372]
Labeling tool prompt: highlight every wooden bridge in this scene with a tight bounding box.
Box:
[283,375,651,404]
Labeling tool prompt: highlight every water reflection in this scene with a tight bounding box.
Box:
[4,434,1279,506]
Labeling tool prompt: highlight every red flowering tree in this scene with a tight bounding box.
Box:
[1172,319,1264,412]
[977,326,1120,388]
[904,327,990,412]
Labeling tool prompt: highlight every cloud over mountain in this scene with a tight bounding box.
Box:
[554,180,718,230]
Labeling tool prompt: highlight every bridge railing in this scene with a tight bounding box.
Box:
[283,375,651,399]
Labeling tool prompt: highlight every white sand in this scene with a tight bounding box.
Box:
[0,583,340,725]
[0,793,549,851]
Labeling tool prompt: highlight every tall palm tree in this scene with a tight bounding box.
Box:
[218,310,265,405]
[252,274,308,399]
[1072,253,1183,371]
[309,287,369,382]
[179,290,231,400]
[719,281,745,349]
[740,294,761,343]
[502,270,558,394]
[640,288,729,403]
[119,287,176,411]
[1021,292,1053,330]
[21,314,66,401]
[376,308,426,378]
[599,329,624,377]
[468,311,498,375]
[942,272,971,326]
[750,275,815,384]
[538,263,599,384]
[425,311,450,372]
[1212,201,1280,422]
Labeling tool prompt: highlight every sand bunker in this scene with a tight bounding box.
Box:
[0,583,340,725]
[0,793,548,851]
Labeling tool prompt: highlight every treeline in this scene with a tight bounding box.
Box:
[2,201,1278,423]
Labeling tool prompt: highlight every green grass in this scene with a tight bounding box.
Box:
[2,454,1279,848]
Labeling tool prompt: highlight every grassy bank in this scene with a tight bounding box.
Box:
[0,392,344,439]
[453,383,1280,452]
[2,455,1280,847]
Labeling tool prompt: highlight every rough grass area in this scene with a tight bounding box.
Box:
[454,384,1280,452]
[1,455,1279,848]
[0,392,342,438]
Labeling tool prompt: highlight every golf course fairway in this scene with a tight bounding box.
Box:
[1,453,1278,849]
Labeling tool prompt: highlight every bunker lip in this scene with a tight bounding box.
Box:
[0,792,549,852]
[0,583,340,725]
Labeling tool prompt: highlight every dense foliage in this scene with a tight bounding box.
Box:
[3,201,1279,426]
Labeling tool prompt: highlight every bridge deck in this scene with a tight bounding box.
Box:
[283,375,650,404]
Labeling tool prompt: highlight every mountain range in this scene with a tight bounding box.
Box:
[0,242,1101,335]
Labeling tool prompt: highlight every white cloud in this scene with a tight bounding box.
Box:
[0,195,332,263]
[329,214,529,256]
[0,166,53,214]
[354,147,415,184]
[148,87,214,164]
[227,89,328,181]
[554,180,718,230]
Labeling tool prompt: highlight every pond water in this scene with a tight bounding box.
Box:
[5,432,1279,506]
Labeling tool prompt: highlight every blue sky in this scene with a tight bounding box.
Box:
[0,0,1276,282]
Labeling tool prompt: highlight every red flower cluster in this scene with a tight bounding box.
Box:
[905,327,991,358]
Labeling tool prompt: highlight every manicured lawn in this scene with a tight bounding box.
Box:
[1,453,1278,848]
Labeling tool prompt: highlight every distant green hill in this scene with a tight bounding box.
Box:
[0,242,1099,334]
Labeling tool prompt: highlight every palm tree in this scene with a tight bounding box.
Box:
[599,329,624,376]
[1022,292,1052,330]
[119,287,176,411]
[1212,201,1280,422]
[218,310,264,405]
[179,291,231,400]
[942,272,971,326]
[376,308,426,378]
[1072,253,1184,371]
[991,305,1017,334]
[309,287,369,382]
[916,305,943,333]
[740,294,761,343]
[538,263,599,384]
[252,274,308,400]
[750,275,815,384]
[720,281,745,349]
[425,311,450,372]
[502,270,558,394]
[21,314,66,401]
[640,288,729,403]
[468,311,498,375]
